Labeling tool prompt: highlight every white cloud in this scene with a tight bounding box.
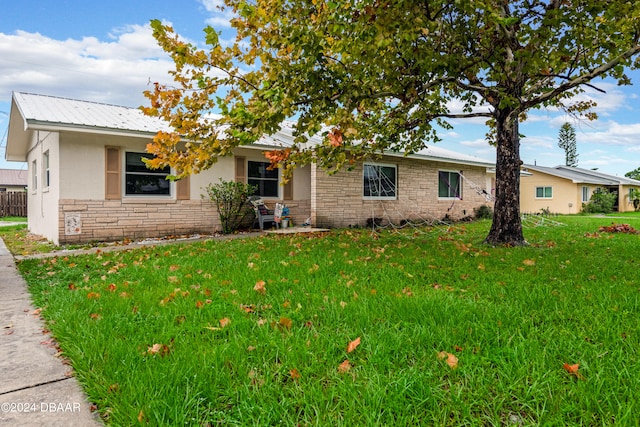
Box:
[200,0,235,29]
[0,27,178,107]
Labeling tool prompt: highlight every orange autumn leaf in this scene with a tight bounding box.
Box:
[219,317,231,328]
[563,362,585,379]
[195,300,204,309]
[254,280,266,295]
[338,359,351,373]
[107,283,117,292]
[279,317,293,330]
[347,336,361,353]
[328,128,343,147]
[87,292,101,300]
[289,368,301,380]
[523,259,536,266]
[437,351,459,369]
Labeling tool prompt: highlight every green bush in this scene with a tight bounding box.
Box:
[473,204,493,220]
[582,189,617,214]
[202,179,256,234]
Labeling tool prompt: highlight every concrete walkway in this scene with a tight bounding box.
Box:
[0,237,102,426]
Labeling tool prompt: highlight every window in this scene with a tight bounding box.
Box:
[438,171,462,199]
[32,160,37,191]
[43,151,50,188]
[248,161,279,198]
[582,186,590,203]
[125,152,170,196]
[536,186,553,198]
[363,163,397,199]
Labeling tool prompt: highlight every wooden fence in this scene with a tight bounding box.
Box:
[0,191,27,217]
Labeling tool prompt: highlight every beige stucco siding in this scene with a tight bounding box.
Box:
[520,171,581,214]
[26,130,60,243]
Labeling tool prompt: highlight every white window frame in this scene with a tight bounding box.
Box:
[31,160,37,192]
[536,186,553,199]
[582,186,590,203]
[438,170,463,200]
[43,150,50,189]
[363,162,397,200]
[124,151,171,197]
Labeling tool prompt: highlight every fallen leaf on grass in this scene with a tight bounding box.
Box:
[522,259,536,266]
[563,362,585,380]
[278,317,293,330]
[146,343,170,357]
[289,368,301,380]
[32,308,42,316]
[338,359,351,373]
[347,337,361,353]
[254,280,266,295]
[219,317,231,328]
[437,351,459,369]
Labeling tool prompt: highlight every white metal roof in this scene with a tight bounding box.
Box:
[12,92,171,134]
[523,164,640,186]
[7,92,494,168]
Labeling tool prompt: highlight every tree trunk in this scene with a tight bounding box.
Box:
[484,109,527,246]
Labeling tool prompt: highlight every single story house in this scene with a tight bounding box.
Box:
[0,168,27,192]
[520,164,640,214]
[6,92,495,244]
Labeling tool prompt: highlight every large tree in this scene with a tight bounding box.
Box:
[557,122,578,167]
[143,1,640,246]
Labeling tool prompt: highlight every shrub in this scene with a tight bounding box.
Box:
[582,189,617,214]
[202,179,256,234]
[474,204,493,220]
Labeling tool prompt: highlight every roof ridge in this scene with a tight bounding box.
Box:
[14,91,139,110]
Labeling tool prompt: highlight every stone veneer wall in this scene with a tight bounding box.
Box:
[58,198,312,244]
[312,158,492,228]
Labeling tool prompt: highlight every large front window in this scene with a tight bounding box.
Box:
[125,152,170,196]
[248,161,279,198]
[363,163,397,199]
[438,171,462,199]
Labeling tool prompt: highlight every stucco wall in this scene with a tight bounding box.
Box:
[27,130,60,242]
[311,157,492,228]
[520,172,581,214]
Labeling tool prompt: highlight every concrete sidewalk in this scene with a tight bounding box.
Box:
[0,237,102,426]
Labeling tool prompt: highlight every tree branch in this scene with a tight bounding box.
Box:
[522,44,640,110]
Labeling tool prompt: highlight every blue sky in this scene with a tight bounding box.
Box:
[1,0,639,176]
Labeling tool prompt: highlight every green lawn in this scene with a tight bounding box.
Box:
[16,215,640,426]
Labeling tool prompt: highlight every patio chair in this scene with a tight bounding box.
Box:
[249,196,276,230]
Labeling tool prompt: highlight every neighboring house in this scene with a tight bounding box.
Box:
[520,164,640,214]
[0,168,27,192]
[6,92,495,244]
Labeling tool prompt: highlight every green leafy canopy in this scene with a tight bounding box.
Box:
[143,1,640,244]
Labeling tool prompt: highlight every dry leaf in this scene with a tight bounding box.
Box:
[338,359,351,373]
[279,317,293,330]
[195,300,204,309]
[254,280,266,295]
[289,368,301,380]
[523,259,536,266]
[107,283,117,292]
[563,362,585,380]
[347,336,361,353]
[437,351,459,369]
[138,410,145,423]
[32,308,42,315]
[219,317,231,328]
